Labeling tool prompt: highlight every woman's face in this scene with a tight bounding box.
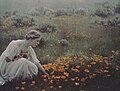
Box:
[30,38,41,47]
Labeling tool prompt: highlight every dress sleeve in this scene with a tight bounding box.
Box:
[28,46,40,63]
[3,40,18,60]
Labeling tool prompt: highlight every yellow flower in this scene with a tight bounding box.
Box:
[71,78,75,81]
[43,65,49,70]
[89,75,93,78]
[43,79,47,82]
[50,71,54,75]
[106,74,111,77]
[75,77,78,80]
[58,66,65,72]
[75,82,79,86]
[81,78,86,82]
[79,58,84,60]
[41,89,46,91]
[58,86,62,88]
[76,65,80,68]
[61,76,66,79]
[30,83,34,86]
[104,70,109,73]
[93,74,96,77]
[90,62,96,65]
[84,69,90,73]
[42,75,48,78]
[51,75,55,78]
[71,68,80,73]
[64,72,69,77]
[15,86,20,90]
[21,87,25,90]
[112,50,115,53]
[50,85,53,88]
[49,80,53,84]
[54,76,61,79]
[21,81,26,85]
[87,65,91,68]
[65,79,68,82]
[31,81,36,84]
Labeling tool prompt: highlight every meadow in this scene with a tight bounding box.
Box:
[1,14,120,62]
[0,3,120,90]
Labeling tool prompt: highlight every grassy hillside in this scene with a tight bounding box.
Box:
[0,14,120,63]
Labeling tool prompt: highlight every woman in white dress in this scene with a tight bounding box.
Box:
[0,30,49,85]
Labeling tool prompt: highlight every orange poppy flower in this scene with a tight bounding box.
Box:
[58,86,62,88]
[15,86,20,90]
[84,69,90,73]
[21,81,26,85]
[21,87,25,90]
[32,81,36,84]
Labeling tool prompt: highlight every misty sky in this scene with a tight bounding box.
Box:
[0,0,116,12]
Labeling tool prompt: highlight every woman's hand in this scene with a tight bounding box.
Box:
[5,57,11,62]
[35,62,50,79]
[44,72,50,79]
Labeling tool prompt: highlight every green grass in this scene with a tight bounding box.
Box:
[0,14,120,63]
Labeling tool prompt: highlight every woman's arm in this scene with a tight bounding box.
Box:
[5,57,12,62]
[3,40,17,61]
[35,62,49,76]
[28,46,49,77]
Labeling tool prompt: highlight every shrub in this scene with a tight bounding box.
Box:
[95,9,109,18]
[94,2,115,18]
[58,39,69,46]
[29,7,54,16]
[115,2,120,14]
[2,15,35,28]
[37,23,57,33]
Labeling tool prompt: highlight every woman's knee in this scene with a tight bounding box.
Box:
[17,58,38,72]
[17,58,29,64]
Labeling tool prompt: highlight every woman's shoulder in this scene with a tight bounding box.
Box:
[13,39,22,44]
[10,39,21,43]
[9,40,22,47]
[15,40,25,47]
[9,40,18,44]
[8,40,16,45]
[5,40,19,50]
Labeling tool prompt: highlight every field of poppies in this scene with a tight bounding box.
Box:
[1,50,119,91]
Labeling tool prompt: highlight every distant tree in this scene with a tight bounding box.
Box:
[54,10,67,17]
[115,2,120,14]
[95,9,108,18]
[94,1,115,18]
[29,7,54,16]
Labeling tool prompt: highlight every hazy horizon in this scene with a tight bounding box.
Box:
[0,0,117,13]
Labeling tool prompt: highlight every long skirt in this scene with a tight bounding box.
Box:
[0,58,38,85]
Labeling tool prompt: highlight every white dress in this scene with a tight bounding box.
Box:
[0,40,40,85]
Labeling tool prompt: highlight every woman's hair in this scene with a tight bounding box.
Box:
[25,30,41,40]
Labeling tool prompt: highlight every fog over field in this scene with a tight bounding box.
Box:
[0,0,117,13]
